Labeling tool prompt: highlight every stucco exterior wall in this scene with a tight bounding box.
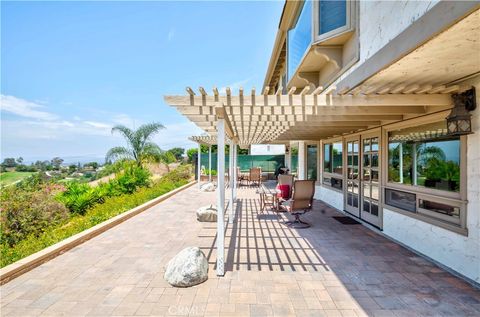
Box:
[333,0,440,86]
[357,0,440,63]
[382,76,480,284]
[314,185,343,211]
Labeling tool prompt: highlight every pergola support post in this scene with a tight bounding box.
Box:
[298,141,306,180]
[233,144,237,202]
[208,145,212,183]
[216,119,225,276]
[229,142,234,224]
[197,143,202,187]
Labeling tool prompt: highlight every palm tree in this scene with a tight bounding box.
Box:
[105,123,165,166]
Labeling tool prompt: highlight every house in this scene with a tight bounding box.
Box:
[165,0,480,285]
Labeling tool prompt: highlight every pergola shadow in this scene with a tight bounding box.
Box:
[198,189,480,316]
[200,195,330,273]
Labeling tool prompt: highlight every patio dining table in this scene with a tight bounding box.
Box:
[256,180,280,212]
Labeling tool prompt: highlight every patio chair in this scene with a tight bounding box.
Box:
[237,167,247,186]
[248,167,262,186]
[281,180,315,228]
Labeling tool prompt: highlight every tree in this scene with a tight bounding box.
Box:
[84,161,99,169]
[68,164,77,173]
[105,122,165,167]
[167,147,185,161]
[51,157,64,170]
[16,157,24,164]
[2,158,17,168]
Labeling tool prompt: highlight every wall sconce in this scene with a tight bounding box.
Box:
[446,88,476,136]
[285,145,290,154]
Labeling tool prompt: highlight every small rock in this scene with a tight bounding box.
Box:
[200,182,216,192]
[164,247,208,287]
[197,205,217,222]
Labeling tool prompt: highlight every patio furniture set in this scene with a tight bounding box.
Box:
[252,172,316,229]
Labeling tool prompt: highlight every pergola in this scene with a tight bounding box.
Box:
[165,88,454,276]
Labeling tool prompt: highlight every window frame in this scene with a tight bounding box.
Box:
[286,0,313,82]
[305,141,320,183]
[381,112,468,234]
[312,0,357,44]
[321,137,344,192]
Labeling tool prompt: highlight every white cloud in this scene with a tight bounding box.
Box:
[1,95,58,121]
[112,113,134,126]
[219,78,252,94]
[167,28,175,41]
[152,121,203,150]
[84,121,112,129]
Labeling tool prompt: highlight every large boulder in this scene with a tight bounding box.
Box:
[197,205,217,222]
[164,247,208,287]
[200,182,216,192]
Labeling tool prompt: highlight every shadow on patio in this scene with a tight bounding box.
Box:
[199,185,480,316]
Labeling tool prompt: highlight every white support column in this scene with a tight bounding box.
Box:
[229,142,234,224]
[233,144,237,202]
[298,141,306,180]
[197,143,202,188]
[399,143,404,184]
[208,145,212,183]
[216,120,225,276]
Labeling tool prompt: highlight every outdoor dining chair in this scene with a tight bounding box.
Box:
[281,180,315,229]
[248,167,262,186]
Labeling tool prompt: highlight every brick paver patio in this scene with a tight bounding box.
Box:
[1,185,479,316]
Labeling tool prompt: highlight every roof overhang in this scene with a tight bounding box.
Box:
[337,5,480,95]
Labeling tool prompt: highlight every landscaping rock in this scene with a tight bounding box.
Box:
[196,205,217,222]
[164,247,208,287]
[200,182,216,192]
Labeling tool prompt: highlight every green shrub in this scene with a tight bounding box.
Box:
[1,165,192,267]
[0,184,68,247]
[57,182,103,215]
[112,162,150,194]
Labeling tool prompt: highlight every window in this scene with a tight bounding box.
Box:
[385,119,466,233]
[287,1,312,82]
[313,0,355,43]
[319,0,347,35]
[306,144,318,181]
[323,141,343,190]
[388,121,460,192]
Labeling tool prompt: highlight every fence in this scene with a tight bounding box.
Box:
[194,153,298,178]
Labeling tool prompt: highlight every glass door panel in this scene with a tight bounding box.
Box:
[345,139,360,216]
[360,136,381,227]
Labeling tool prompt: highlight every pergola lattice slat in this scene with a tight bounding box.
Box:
[164,91,452,145]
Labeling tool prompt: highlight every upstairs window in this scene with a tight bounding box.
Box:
[319,0,347,35]
[313,0,355,43]
[287,1,312,82]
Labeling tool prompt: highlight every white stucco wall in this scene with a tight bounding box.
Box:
[358,0,440,63]
[314,185,343,211]
[383,76,480,284]
[333,0,441,86]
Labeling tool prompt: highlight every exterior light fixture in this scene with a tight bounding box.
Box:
[446,88,476,136]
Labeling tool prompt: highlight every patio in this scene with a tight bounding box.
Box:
[1,184,479,317]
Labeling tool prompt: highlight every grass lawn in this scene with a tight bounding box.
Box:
[0,172,36,187]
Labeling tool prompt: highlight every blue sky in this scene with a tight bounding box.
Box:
[1,1,283,162]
